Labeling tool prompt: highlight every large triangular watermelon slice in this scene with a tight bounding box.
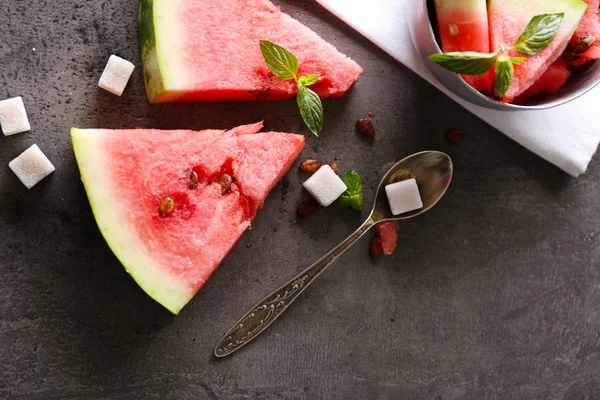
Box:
[488,0,587,101]
[138,0,363,103]
[71,122,305,314]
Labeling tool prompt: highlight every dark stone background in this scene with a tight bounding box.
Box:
[1,1,599,399]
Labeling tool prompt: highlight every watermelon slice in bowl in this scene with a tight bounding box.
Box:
[488,0,587,101]
[409,0,600,110]
[433,0,493,94]
[139,0,363,103]
[71,122,305,314]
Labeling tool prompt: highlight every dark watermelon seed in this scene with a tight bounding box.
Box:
[357,119,375,137]
[159,197,175,217]
[562,48,580,62]
[573,34,595,54]
[219,174,233,195]
[189,171,199,189]
[300,160,322,173]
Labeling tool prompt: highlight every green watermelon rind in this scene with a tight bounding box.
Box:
[138,0,184,103]
[71,127,191,314]
[138,0,164,103]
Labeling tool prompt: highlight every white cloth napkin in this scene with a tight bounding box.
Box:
[316,0,600,177]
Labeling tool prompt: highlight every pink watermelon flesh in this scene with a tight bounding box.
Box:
[71,122,305,314]
[140,0,363,103]
[434,0,493,93]
[515,60,572,103]
[375,221,397,256]
[566,0,600,66]
[488,0,587,102]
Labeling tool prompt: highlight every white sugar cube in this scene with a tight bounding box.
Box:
[9,144,55,189]
[98,55,135,96]
[303,165,347,207]
[0,96,31,136]
[385,178,423,215]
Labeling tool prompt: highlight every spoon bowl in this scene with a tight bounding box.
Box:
[215,151,453,357]
[372,151,453,222]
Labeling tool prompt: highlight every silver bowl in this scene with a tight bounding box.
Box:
[407,0,600,110]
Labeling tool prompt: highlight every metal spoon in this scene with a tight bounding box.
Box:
[214,151,453,357]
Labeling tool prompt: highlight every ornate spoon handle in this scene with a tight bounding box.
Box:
[215,218,375,357]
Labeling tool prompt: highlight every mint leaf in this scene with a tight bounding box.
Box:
[494,54,514,99]
[298,75,319,86]
[297,84,323,136]
[259,40,299,81]
[510,57,526,65]
[259,41,323,135]
[340,170,363,211]
[428,52,497,75]
[514,13,564,56]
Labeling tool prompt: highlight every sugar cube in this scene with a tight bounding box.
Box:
[303,165,347,207]
[98,55,135,96]
[385,178,423,215]
[9,144,55,189]
[0,96,31,136]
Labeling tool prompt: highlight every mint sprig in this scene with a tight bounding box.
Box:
[297,85,323,135]
[428,52,498,75]
[259,40,323,136]
[514,13,565,56]
[340,170,363,211]
[428,13,564,98]
[259,41,299,81]
[494,54,514,99]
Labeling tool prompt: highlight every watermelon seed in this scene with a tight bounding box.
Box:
[573,34,595,54]
[300,160,322,173]
[356,119,375,137]
[448,24,459,37]
[219,174,233,195]
[189,171,199,189]
[562,48,580,62]
[159,197,175,217]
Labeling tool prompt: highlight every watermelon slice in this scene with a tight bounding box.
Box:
[564,0,600,66]
[139,0,363,103]
[71,122,305,314]
[515,59,572,102]
[488,0,587,101]
[434,0,493,93]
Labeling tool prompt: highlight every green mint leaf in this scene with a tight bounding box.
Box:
[296,84,323,136]
[494,54,514,99]
[510,57,526,65]
[514,13,564,56]
[259,40,299,81]
[340,170,363,211]
[428,51,497,75]
[298,75,319,86]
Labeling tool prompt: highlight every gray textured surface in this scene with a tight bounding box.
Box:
[1,1,599,399]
